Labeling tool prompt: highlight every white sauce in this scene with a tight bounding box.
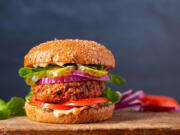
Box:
[53,106,88,118]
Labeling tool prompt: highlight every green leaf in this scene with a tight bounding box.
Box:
[86,65,104,70]
[0,99,7,111]
[0,99,10,120]
[18,65,54,86]
[0,99,6,107]
[25,71,45,86]
[0,99,6,105]
[7,97,26,116]
[105,74,126,85]
[18,65,53,78]
[0,107,10,120]
[102,87,121,104]
[96,65,104,70]
[25,92,33,101]
[33,65,53,72]
[18,67,33,78]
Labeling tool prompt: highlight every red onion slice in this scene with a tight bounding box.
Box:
[132,105,180,112]
[115,90,145,109]
[121,90,145,103]
[115,100,141,109]
[174,106,180,112]
[120,89,134,102]
[115,90,144,109]
[37,76,89,84]
[37,71,110,84]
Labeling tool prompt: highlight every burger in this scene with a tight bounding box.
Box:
[18,39,125,123]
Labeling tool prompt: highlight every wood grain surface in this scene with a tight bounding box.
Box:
[0,108,180,135]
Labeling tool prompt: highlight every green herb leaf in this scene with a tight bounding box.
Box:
[0,99,6,109]
[18,67,33,78]
[0,99,7,113]
[33,65,53,72]
[0,99,10,120]
[96,65,104,70]
[7,97,26,116]
[25,92,33,101]
[25,71,45,86]
[18,65,54,85]
[105,74,126,85]
[102,87,121,104]
[0,106,10,120]
[86,65,104,70]
[18,65,53,78]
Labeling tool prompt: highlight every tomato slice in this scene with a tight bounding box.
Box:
[62,97,109,106]
[29,99,74,110]
[139,95,179,108]
[29,97,109,110]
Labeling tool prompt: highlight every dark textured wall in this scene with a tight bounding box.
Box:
[0,0,180,101]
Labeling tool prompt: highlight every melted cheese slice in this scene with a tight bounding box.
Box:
[53,106,88,118]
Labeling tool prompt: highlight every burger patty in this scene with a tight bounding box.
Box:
[31,80,105,103]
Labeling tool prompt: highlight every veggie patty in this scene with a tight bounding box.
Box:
[31,80,105,103]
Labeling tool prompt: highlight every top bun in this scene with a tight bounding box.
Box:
[24,39,115,69]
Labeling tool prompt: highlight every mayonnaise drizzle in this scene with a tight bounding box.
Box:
[53,106,88,117]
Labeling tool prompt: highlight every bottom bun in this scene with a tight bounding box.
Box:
[25,102,115,124]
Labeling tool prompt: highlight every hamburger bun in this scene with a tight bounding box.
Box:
[25,102,114,124]
[24,39,115,70]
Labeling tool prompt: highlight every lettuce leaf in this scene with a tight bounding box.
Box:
[18,65,53,78]
[0,99,10,119]
[105,74,126,85]
[86,65,104,70]
[101,87,121,105]
[0,97,26,120]
[25,91,33,101]
[0,106,10,120]
[18,65,55,86]
[0,99,6,109]
[7,97,26,116]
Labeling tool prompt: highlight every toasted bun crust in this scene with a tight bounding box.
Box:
[24,39,115,69]
[25,102,114,124]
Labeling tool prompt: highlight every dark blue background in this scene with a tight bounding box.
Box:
[1,0,180,101]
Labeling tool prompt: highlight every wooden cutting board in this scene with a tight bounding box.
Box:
[1,108,180,135]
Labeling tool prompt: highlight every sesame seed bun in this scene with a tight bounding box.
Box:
[25,102,114,124]
[24,39,115,69]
